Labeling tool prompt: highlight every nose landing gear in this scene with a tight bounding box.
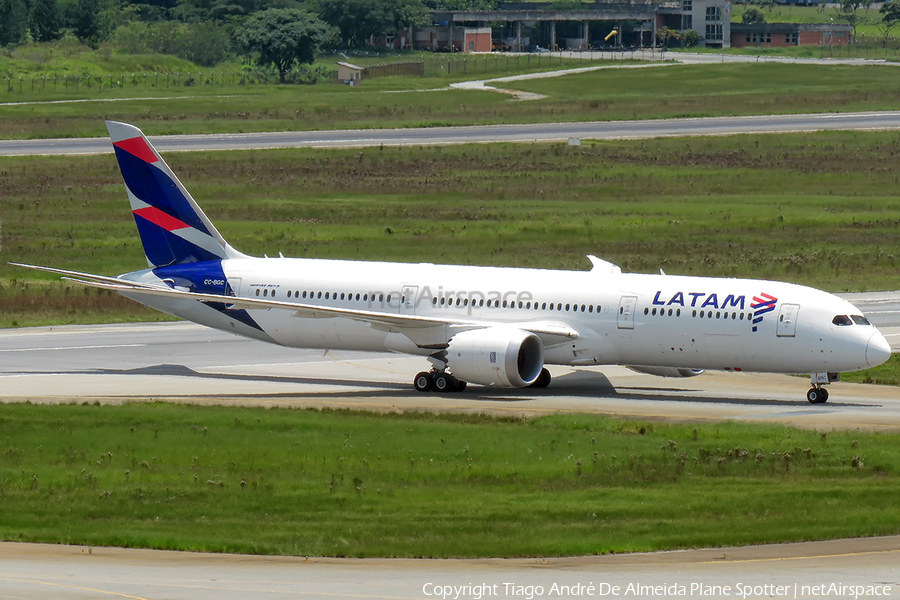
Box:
[807,372,838,404]
[806,386,829,404]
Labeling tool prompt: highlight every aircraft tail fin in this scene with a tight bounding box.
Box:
[106,121,245,268]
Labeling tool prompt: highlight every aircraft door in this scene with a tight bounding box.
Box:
[399,285,418,315]
[776,303,799,338]
[617,295,637,330]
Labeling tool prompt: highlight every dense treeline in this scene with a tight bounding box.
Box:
[0,0,498,70]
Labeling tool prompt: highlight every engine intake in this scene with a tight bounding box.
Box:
[445,328,544,387]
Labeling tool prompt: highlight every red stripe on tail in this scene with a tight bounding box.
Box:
[133,206,189,232]
[114,136,158,164]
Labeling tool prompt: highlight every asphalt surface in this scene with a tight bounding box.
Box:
[1,536,898,600]
[3,112,900,156]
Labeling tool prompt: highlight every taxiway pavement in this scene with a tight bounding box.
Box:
[0,536,898,600]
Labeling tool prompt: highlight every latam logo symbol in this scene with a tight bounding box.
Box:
[750,293,778,332]
[490,352,497,364]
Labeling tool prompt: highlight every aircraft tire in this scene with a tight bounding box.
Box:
[806,387,828,404]
[414,371,433,393]
[433,373,456,393]
[455,379,467,392]
[534,368,551,388]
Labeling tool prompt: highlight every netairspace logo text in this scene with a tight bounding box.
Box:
[422,582,892,600]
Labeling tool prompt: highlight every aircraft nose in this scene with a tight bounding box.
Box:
[866,331,892,368]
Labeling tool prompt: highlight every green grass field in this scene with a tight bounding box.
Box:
[0,402,897,557]
[4,130,900,327]
[1,62,900,139]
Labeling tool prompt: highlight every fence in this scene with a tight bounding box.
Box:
[363,60,425,79]
[2,68,337,94]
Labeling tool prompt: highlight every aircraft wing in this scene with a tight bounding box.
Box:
[12,263,578,345]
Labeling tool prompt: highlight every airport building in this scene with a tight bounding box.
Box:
[421,0,732,51]
[730,22,852,48]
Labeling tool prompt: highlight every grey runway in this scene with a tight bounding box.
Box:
[3,112,900,156]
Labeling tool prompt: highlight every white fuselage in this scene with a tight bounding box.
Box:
[124,257,888,376]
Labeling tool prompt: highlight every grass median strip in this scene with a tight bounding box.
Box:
[0,402,897,557]
[1,62,900,139]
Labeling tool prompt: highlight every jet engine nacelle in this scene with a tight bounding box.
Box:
[446,328,544,387]
[627,366,705,378]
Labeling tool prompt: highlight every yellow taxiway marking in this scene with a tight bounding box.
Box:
[0,575,151,600]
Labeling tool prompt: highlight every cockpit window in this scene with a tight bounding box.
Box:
[851,315,871,326]
[832,315,853,326]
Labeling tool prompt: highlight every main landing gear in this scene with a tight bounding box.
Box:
[414,371,467,393]
[412,368,552,393]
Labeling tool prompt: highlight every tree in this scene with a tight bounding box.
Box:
[30,0,62,42]
[114,20,230,65]
[313,0,428,48]
[879,0,900,46]
[741,7,766,24]
[837,0,865,42]
[681,29,700,47]
[67,0,102,43]
[0,0,28,46]
[656,26,676,48]
[236,9,334,83]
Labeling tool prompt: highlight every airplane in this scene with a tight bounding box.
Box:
[13,121,893,404]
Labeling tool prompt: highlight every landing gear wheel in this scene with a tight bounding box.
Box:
[433,373,456,393]
[807,387,828,404]
[533,368,551,389]
[454,379,467,392]
[414,371,433,393]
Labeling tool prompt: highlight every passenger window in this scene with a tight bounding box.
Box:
[645,308,650,316]
[255,289,260,296]
[832,315,853,326]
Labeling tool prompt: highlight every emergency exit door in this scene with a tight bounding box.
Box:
[617,296,637,330]
[776,303,799,337]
